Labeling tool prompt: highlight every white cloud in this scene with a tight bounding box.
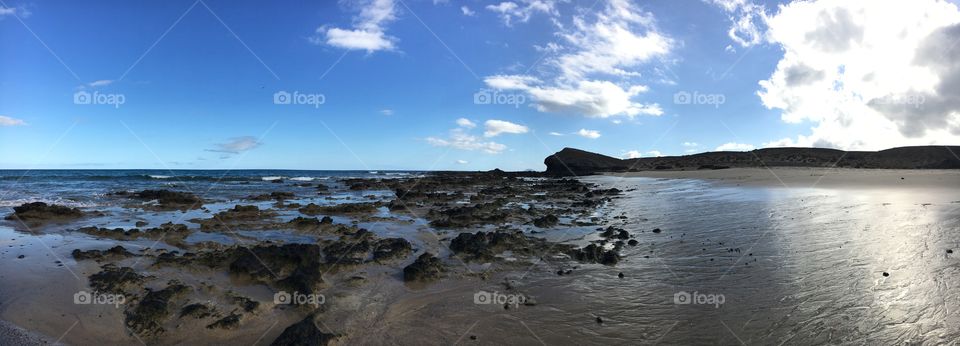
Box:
[485,75,663,118]
[715,142,754,151]
[682,141,698,147]
[0,6,30,18]
[208,136,261,154]
[461,6,476,16]
[548,131,564,136]
[88,80,113,88]
[482,0,670,119]
[758,0,960,150]
[456,118,476,128]
[426,128,507,154]
[485,0,558,26]
[483,119,529,137]
[456,159,469,164]
[314,0,397,52]
[380,109,394,116]
[0,115,26,126]
[706,0,768,47]
[576,128,601,139]
[623,149,662,158]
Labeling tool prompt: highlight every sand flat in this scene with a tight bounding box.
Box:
[607,167,960,189]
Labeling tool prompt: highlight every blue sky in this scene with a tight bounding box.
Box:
[2,0,959,170]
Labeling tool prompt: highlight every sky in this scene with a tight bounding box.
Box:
[2,0,960,171]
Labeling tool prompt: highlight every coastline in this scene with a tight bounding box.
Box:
[604,167,960,189]
[0,320,57,345]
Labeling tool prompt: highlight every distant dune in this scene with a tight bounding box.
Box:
[544,146,960,176]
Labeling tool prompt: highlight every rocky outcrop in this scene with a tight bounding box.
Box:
[544,146,960,176]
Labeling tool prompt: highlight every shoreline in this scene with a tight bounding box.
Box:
[0,320,57,345]
[603,167,960,189]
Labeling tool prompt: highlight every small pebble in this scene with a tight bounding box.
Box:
[948,249,954,254]
[617,272,624,279]
[17,255,24,259]
[595,317,603,324]
[470,335,477,340]
[882,272,890,277]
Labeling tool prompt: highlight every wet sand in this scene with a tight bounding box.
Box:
[607,167,960,189]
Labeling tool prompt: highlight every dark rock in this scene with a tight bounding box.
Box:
[179,303,215,319]
[532,214,559,228]
[5,202,84,224]
[569,244,619,265]
[882,272,890,277]
[129,190,202,210]
[88,265,144,294]
[402,253,445,282]
[72,246,135,261]
[299,202,378,215]
[206,313,241,330]
[372,238,413,262]
[246,191,295,201]
[270,315,337,346]
[126,282,190,338]
[228,244,324,294]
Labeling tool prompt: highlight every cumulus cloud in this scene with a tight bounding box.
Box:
[576,128,601,139]
[207,136,261,154]
[426,128,507,154]
[456,118,476,128]
[461,6,476,16]
[623,150,642,159]
[485,0,558,26]
[482,0,670,119]
[483,119,529,137]
[705,0,768,47]
[682,142,698,147]
[456,159,469,164]
[758,0,960,150]
[0,115,26,126]
[313,0,397,52]
[623,149,662,158]
[715,142,754,151]
[427,118,524,154]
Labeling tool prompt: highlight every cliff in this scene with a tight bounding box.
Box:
[543,146,960,176]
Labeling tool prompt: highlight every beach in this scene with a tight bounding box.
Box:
[608,167,960,189]
[0,169,958,344]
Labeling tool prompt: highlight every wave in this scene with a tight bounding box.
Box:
[0,198,101,208]
[289,177,315,181]
[148,175,172,179]
[261,176,284,181]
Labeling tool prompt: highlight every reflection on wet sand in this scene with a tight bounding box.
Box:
[363,175,960,345]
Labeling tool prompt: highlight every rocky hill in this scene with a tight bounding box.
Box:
[543,146,960,176]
